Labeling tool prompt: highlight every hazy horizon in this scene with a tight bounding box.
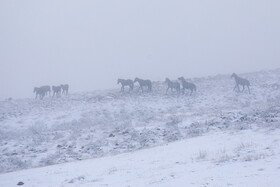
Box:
[1,0,280,100]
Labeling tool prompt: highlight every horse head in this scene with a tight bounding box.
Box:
[231,73,237,79]
[165,78,170,83]
[134,78,139,83]
[33,87,38,93]
[117,79,121,84]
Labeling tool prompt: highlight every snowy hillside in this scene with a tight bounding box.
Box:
[1,129,280,186]
[1,69,280,186]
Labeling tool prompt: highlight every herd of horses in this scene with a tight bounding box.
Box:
[34,84,69,99]
[118,73,251,94]
[33,73,250,99]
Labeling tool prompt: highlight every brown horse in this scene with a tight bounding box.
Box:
[165,78,180,94]
[117,79,134,92]
[134,78,152,92]
[178,77,196,95]
[231,73,250,93]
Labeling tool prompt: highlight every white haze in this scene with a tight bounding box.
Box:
[0,0,279,100]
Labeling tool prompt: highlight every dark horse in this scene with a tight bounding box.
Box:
[178,77,196,95]
[52,85,62,98]
[41,85,51,96]
[165,78,180,94]
[134,77,152,92]
[61,84,69,95]
[231,73,250,93]
[33,87,46,99]
[117,79,134,92]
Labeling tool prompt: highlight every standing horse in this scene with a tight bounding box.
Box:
[231,73,250,93]
[33,87,46,99]
[41,85,51,96]
[165,78,180,94]
[52,85,62,98]
[117,79,134,92]
[61,84,69,95]
[134,78,152,92]
[178,77,196,95]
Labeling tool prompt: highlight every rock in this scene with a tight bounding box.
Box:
[17,181,24,185]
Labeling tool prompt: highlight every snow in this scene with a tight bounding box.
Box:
[0,69,280,186]
[0,130,280,186]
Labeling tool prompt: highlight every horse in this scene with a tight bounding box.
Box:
[231,73,250,93]
[134,77,152,92]
[165,78,180,94]
[60,84,69,95]
[52,85,62,97]
[33,87,46,99]
[178,77,196,95]
[41,85,51,96]
[117,79,134,92]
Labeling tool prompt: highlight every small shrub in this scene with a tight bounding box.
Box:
[196,150,208,160]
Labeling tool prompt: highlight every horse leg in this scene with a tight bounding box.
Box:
[166,87,169,94]
[242,85,245,92]
[235,84,240,92]
[233,84,239,92]
[247,85,251,94]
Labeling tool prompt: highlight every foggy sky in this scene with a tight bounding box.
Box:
[0,0,279,100]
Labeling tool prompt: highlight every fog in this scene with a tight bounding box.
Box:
[0,0,279,100]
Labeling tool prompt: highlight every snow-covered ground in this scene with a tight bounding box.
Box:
[1,129,280,187]
[1,69,280,186]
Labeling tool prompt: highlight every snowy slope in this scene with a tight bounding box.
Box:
[0,129,280,186]
[0,69,280,186]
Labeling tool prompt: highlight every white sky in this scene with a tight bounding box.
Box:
[0,0,279,99]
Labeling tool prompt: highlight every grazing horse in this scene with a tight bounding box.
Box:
[231,73,250,93]
[61,84,69,95]
[134,77,152,92]
[117,79,134,92]
[33,87,46,99]
[165,78,180,94]
[178,77,196,95]
[52,85,62,97]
